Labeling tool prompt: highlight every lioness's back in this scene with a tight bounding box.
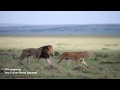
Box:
[61,52,80,59]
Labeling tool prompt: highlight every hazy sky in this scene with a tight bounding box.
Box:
[0,11,120,25]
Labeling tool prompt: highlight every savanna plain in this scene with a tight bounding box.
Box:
[0,36,120,79]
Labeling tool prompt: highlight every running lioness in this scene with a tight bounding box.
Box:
[55,51,89,68]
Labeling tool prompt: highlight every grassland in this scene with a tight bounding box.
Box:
[0,36,120,79]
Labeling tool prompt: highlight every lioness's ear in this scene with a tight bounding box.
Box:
[81,52,85,57]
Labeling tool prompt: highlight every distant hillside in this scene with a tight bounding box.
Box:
[0,24,120,36]
[0,24,79,30]
[0,23,32,27]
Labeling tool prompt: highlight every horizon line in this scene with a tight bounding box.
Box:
[0,23,120,26]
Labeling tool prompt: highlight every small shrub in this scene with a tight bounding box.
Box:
[102,48,109,50]
[54,51,60,56]
[94,57,99,61]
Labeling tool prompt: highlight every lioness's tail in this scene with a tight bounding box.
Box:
[52,54,62,59]
[13,54,21,59]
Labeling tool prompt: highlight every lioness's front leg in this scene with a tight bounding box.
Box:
[80,58,88,68]
[75,60,78,66]
[65,58,70,66]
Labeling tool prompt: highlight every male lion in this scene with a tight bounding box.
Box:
[55,51,89,68]
[13,45,54,65]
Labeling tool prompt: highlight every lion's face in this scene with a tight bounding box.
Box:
[48,46,54,56]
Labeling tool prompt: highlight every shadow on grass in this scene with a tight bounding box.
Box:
[44,63,58,70]
[100,61,120,64]
[73,65,103,71]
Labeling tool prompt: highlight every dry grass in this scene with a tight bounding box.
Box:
[0,36,120,51]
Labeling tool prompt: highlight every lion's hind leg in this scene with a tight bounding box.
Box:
[19,55,26,64]
[19,54,26,64]
[27,55,31,65]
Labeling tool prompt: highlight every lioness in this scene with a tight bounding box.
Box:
[56,51,89,68]
[13,45,54,65]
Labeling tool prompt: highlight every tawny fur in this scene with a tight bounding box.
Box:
[13,45,54,65]
[56,51,89,68]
